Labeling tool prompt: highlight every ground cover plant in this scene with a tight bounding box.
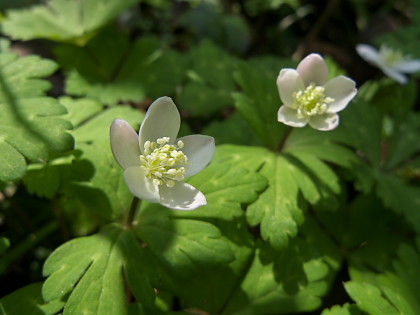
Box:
[1,0,420,314]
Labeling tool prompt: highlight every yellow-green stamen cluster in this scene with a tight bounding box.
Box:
[140,137,188,188]
[292,83,334,118]
[380,46,406,66]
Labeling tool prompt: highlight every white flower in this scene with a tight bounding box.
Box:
[110,96,215,210]
[356,44,420,84]
[277,53,357,131]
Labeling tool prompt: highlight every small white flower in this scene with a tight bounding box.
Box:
[110,96,215,210]
[356,44,420,84]
[277,53,357,131]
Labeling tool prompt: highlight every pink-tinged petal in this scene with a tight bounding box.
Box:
[308,113,339,131]
[124,166,160,203]
[177,135,215,178]
[110,119,141,169]
[382,68,408,84]
[393,60,420,73]
[356,44,382,67]
[324,76,357,113]
[159,182,207,210]
[276,69,305,106]
[278,105,308,127]
[139,97,181,154]
[297,53,329,85]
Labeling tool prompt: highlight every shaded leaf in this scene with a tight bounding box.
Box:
[223,238,333,315]
[56,31,185,104]
[233,61,287,149]
[0,282,64,315]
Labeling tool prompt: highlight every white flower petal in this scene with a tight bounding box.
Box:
[124,166,160,203]
[324,76,357,113]
[356,44,381,67]
[177,135,215,178]
[297,53,329,85]
[308,113,339,131]
[110,119,141,169]
[276,69,305,107]
[138,96,181,154]
[159,182,207,210]
[393,60,420,73]
[278,105,308,127]
[382,67,408,84]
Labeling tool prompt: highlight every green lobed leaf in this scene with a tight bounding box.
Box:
[22,98,144,225]
[135,161,266,313]
[56,30,186,104]
[214,145,304,249]
[346,238,420,315]
[202,111,263,146]
[233,60,289,149]
[344,282,400,315]
[179,40,237,117]
[2,0,140,43]
[376,172,420,233]
[42,223,156,314]
[0,282,64,315]
[0,52,73,182]
[321,303,362,315]
[223,238,333,315]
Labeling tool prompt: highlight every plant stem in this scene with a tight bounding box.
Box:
[126,197,140,229]
[276,127,293,152]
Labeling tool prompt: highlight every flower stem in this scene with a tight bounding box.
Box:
[126,197,140,229]
[276,127,293,152]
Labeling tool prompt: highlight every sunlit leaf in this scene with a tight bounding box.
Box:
[2,0,140,43]
[136,161,266,313]
[22,98,144,224]
[0,52,73,182]
[321,303,362,315]
[344,282,400,315]
[43,223,156,314]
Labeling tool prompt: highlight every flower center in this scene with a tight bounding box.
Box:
[140,137,189,188]
[292,83,334,118]
[380,46,405,66]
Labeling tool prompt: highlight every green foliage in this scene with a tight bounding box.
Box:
[232,57,296,149]
[3,0,420,313]
[2,0,140,44]
[202,111,263,146]
[223,236,337,314]
[179,40,237,117]
[22,97,144,232]
[0,282,64,315]
[55,30,185,104]
[181,2,251,54]
[0,237,9,255]
[136,161,266,313]
[215,137,354,249]
[42,223,156,314]
[321,304,361,315]
[0,52,73,182]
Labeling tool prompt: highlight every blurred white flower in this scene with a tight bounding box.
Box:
[356,44,420,84]
[277,53,357,131]
[110,97,215,210]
